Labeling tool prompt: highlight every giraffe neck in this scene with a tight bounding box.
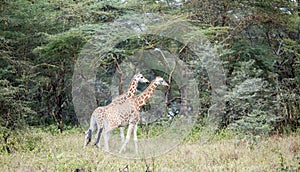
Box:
[136,80,158,108]
[125,77,138,99]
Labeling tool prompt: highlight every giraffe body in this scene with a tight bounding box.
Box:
[101,76,169,153]
[84,73,149,148]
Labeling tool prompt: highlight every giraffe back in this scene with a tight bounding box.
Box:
[104,98,140,129]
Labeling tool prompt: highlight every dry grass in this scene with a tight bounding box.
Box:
[0,129,299,172]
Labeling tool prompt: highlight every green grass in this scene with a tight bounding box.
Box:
[0,127,299,171]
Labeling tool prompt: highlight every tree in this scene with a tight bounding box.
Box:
[32,30,87,132]
[0,0,299,135]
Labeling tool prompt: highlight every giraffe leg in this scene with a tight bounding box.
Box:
[84,114,96,148]
[103,129,111,151]
[94,128,103,147]
[94,128,99,145]
[133,124,138,154]
[120,127,125,143]
[119,124,134,153]
[103,118,112,152]
[84,129,92,148]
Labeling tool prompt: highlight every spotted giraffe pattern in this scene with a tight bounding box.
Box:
[84,73,149,148]
[101,76,169,153]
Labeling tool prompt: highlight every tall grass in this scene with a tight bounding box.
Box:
[1,127,299,171]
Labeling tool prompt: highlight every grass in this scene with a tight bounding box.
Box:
[0,127,299,171]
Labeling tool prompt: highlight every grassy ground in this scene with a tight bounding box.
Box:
[0,128,299,172]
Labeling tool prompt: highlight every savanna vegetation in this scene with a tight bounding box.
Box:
[0,0,299,171]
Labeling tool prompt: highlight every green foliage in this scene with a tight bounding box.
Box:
[0,0,123,34]
[225,60,279,136]
[0,128,43,153]
[0,77,36,130]
[0,126,82,153]
[29,30,87,130]
[276,153,300,171]
[229,110,277,136]
[230,40,275,72]
[0,0,299,136]
[268,27,300,132]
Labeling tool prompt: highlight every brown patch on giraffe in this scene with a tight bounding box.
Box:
[139,100,144,105]
[144,95,150,102]
[127,92,133,97]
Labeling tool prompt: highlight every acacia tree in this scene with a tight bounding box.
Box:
[228,0,299,132]
[32,30,89,132]
[0,0,122,132]
[184,0,299,133]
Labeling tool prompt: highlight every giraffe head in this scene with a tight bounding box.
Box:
[134,73,149,84]
[136,76,169,107]
[126,73,150,98]
[154,76,169,87]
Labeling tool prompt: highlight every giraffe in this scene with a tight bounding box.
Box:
[84,73,149,148]
[101,76,169,153]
